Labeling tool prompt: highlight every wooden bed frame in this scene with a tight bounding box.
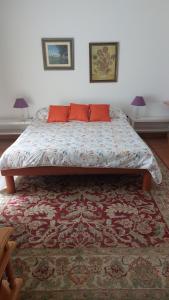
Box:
[1,166,152,194]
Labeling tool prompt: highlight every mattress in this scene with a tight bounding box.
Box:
[0,113,162,184]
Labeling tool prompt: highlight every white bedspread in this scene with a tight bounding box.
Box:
[0,118,162,184]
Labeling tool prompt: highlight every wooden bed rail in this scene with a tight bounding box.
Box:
[1,166,152,194]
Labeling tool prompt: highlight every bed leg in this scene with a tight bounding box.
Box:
[5,176,16,194]
[143,172,151,192]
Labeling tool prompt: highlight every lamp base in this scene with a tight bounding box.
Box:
[134,106,140,119]
[20,109,25,121]
[20,108,29,121]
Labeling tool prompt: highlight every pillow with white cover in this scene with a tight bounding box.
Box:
[109,106,127,120]
[35,105,126,122]
[35,107,49,122]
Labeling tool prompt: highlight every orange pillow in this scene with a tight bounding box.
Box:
[89,104,111,122]
[69,103,89,121]
[47,105,69,122]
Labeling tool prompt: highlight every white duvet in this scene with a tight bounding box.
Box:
[0,114,162,184]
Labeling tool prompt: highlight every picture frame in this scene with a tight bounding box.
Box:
[89,42,119,82]
[42,38,74,70]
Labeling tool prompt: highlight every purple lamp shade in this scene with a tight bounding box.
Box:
[13,98,28,108]
[131,96,146,106]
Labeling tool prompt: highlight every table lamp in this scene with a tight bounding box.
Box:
[13,98,28,120]
[131,96,146,118]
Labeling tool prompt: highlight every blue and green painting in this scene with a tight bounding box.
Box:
[48,45,68,64]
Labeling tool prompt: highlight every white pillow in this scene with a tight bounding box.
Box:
[35,107,48,122]
[109,106,127,120]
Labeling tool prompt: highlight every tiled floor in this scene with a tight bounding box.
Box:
[0,137,18,189]
[0,137,17,156]
[145,136,169,168]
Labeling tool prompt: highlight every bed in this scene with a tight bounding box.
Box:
[0,107,162,194]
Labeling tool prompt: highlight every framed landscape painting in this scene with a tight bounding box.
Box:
[42,38,74,70]
[89,42,119,82]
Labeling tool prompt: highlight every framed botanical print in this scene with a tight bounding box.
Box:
[42,38,74,70]
[89,42,119,82]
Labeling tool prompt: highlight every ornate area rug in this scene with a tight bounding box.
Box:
[0,159,169,299]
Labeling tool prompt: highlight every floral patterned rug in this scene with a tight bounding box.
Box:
[0,159,169,299]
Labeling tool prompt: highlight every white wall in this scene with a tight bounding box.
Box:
[0,0,169,118]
